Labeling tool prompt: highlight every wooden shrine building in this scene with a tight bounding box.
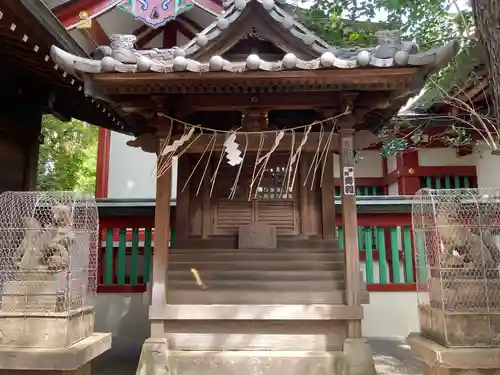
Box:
[51,0,458,373]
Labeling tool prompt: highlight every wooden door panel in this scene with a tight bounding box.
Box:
[213,153,299,235]
[257,200,297,234]
[214,201,253,234]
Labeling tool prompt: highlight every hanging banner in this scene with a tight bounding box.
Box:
[118,0,194,29]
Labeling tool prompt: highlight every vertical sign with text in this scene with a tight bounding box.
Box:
[342,136,355,195]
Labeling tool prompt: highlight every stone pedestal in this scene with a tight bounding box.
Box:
[1,273,67,313]
[135,337,376,375]
[238,223,277,249]
[408,332,500,375]
[0,307,94,348]
[419,304,500,347]
[0,332,111,375]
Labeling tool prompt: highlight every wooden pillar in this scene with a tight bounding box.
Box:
[339,128,361,338]
[397,152,420,194]
[22,109,42,191]
[175,156,190,244]
[150,133,172,338]
[299,155,311,236]
[321,152,335,240]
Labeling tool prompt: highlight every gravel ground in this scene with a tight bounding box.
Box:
[92,337,422,375]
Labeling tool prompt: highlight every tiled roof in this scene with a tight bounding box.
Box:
[50,0,459,76]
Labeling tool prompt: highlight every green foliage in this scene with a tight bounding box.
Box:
[37,115,98,195]
[298,0,472,50]
[296,0,475,155]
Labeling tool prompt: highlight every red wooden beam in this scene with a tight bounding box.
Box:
[397,152,420,195]
[55,0,121,30]
[366,284,417,292]
[97,285,147,293]
[95,128,111,198]
[399,165,477,178]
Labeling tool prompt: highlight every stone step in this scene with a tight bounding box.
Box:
[168,269,345,281]
[162,319,347,351]
[150,304,363,320]
[169,260,345,271]
[170,247,343,254]
[167,290,370,304]
[168,279,345,290]
[162,350,344,375]
[169,251,345,262]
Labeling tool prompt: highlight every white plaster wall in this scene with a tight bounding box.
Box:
[362,292,420,338]
[418,148,476,167]
[107,132,178,199]
[333,150,383,178]
[476,143,500,189]
[388,182,399,195]
[94,293,149,352]
[387,155,397,173]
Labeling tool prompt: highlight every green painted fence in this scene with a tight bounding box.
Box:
[99,225,424,291]
[98,228,174,291]
[420,175,474,189]
[336,225,422,286]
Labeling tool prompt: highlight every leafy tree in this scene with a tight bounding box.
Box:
[37,115,98,195]
[471,0,500,125]
[298,0,472,50]
[295,0,476,155]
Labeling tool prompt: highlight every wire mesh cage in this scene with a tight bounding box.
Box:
[412,188,500,348]
[0,191,98,348]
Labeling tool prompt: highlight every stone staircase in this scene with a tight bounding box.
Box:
[148,246,369,374]
[165,247,369,304]
[145,246,371,374]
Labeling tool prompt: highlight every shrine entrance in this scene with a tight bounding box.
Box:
[213,153,299,235]
[50,0,458,369]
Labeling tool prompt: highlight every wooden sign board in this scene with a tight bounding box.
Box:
[343,166,355,195]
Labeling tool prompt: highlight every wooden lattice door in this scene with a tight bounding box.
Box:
[213,154,298,235]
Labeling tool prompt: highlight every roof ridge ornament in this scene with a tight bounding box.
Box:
[374,30,418,61]
[109,34,138,64]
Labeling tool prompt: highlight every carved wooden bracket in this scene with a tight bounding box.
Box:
[126,133,157,153]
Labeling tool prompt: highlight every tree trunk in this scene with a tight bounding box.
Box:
[472,0,500,126]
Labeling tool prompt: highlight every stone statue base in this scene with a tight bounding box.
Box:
[1,273,67,313]
[408,332,500,375]
[427,271,500,311]
[0,332,111,375]
[419,304,500,347]
[0,307,94,348]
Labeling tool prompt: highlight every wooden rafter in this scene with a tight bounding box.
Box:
[174,20,195,40]
[136,27,164,49]
[178,15,203,33]
[163,21,179,48]
[133,24,150,36]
